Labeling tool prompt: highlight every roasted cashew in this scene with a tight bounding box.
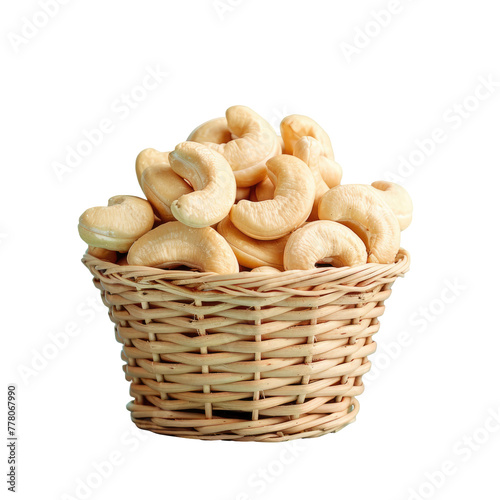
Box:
[217,217,289,270]
[318,184,400,264]
[78,195,155,252]
[283,220,367,270]
[370,180,413,231]
[280,114,342,187]
[187,116,232,144]
[168,141,236,227]
[135,148,171,185]
[230,154,316,240]
[201,106,281,188]
[127,221,239,274]
[293,136,330,221]
[141,166,193,222]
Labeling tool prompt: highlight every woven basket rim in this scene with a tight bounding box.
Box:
[82,248,410,296]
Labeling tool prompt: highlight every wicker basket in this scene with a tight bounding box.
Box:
[82,249,410,442]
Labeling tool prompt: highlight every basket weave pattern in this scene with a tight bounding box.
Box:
[83,249,409,442]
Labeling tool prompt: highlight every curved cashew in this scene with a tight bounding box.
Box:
[78,195,154,252]
[141,166,193,222]
[128,221,239,274]
[283,220,367,270]
[87,246,117,263]
[168,141,236,227]
[217,217,289,270]
[319,156,343,188]
[293,136,329,221]
[254,177,275,201]
[318,184,400,264]
[202,106,281,188]
[135,148,171,185]
[187,116,232,144]
[281,114,342,187]
[230,154,316,240]
[370,180,413,231]
[280,114,335,159]
[251,266,281,274]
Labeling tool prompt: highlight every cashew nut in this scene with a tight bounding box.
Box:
[86,246,117,263]
[217,217,289,270]
[319,156,343,188]
[230,154,316,240]
[127,221,239,274]
[280,114,342,187]
[293,136,329,221]
[283,220,367,270]
[135,148,171,185]
[141,166,193,222]
[116,255,129,266]
[370,180,413,231]
[235,186,251,202]
[251,266,281,274]
[248,186,258,202]
[318,184,400,264]
[168,141,236,227]
[254,177,275,201]
[187,116,232,144]
[202,106,281,188]
[280,114,334,159]
[78,195,155,252]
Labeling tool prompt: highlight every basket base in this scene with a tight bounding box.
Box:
[128,398,360,442]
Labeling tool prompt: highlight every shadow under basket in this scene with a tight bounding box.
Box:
[82,249,410,442]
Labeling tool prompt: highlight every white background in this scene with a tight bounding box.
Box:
[2,1,500,499]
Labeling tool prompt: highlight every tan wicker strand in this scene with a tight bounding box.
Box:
[252,306,262,422]
[82,248,409,441]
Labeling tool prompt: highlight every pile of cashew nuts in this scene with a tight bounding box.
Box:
[78,105,412,274]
